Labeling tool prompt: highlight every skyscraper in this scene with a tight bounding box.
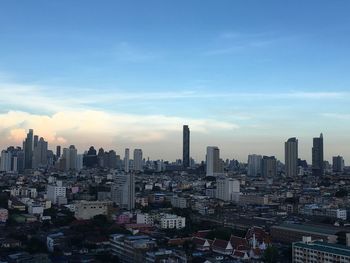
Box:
[333,156,345,173]
[183,125,190,168]
[56,146,61,158]
[312,133,324,176]
[206,146,221,176]
[133,149,143,172]
[285,137,298,177]
[261,156,277,177]
[247,154,262,176]
[124,148,130,173]
[0,150,12,172]
[111,173,135,210]
[32,137,48,169]
[24,129,33,169]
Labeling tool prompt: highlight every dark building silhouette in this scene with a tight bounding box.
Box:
[183,125,190,168]
[83,146,98,167]
[312,133,324,176]
[261,156,277,177]
[56,145,61,158]
[23,129,33,169]
[285,137,298,177]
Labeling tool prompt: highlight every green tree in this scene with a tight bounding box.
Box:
[263,246,279,263]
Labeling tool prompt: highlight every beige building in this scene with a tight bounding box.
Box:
[74,201,112,220]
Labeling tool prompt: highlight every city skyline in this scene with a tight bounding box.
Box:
[1,1,350,161]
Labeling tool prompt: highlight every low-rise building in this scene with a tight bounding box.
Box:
[74,201,111,220]
[0,208,8,223]
[160,214,186,229]
[293,236,350,263]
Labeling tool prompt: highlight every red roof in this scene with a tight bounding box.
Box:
[193,230,211,238]
[229,235,249,251]
[192,237,209,246]
[212,239,231,250]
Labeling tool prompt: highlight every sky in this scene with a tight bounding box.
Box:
[0,0,350,163]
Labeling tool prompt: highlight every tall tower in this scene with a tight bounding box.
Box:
[312,133,324,176]
[24,129,33,169]
[261,156,277,177]
[56,146,61,158]
[124,148,130,173]
[206,146,220,176]
[32,137,48,169]
[133,149,143,172]
[183,125,190,168]
[111,173,135,210]
[285,137,298,177]
[247,154,262,177]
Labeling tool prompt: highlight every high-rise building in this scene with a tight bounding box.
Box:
[312,133,324,176]
[133,149,143,172]
[56,146,61,158]
[111,174,135,210]
[33,135,39,148]
[62,145,78,170]
[32,137,48,169]
[285,137,298,177]
[183,125,190,168]
[247,154,262,176]
[24,129,33,169]
[333,156,345,173]
[0,150,12,172]
[124,148,130,173]
[216,174,240,202]
[206,146,221,176]
[261,156,277,177]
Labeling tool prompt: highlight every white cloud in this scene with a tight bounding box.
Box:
[0,110,238,150]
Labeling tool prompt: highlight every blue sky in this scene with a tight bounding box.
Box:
[0,0,350,162]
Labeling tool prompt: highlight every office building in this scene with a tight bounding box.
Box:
[247,154,262,177]
[23,129,33,169]
[216,174,240,202]
[133,149,143,171]
[206,146,221,176]
[62,145,78,170]
[333,155,345,173]
[261,156,277,177]
[285,137,298,177]
[183,125,190,168]
[124,148,130,173]
[312,133,324,176]
[111,174,135,210]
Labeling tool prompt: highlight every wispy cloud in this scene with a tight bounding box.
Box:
[113,42,160,62]
[204,30,291,56]
[322,113,350,120]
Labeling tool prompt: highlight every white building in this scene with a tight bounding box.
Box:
[28,204,44,215]
[47,181,66,205]
[133,149,143,172]
[74,201,111,220]
[171,195,187,209]
[160,214,186,229]
[206,146,220,176]
[216,174,240,202]
[293,237,350,263]
[136,213,154,225]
